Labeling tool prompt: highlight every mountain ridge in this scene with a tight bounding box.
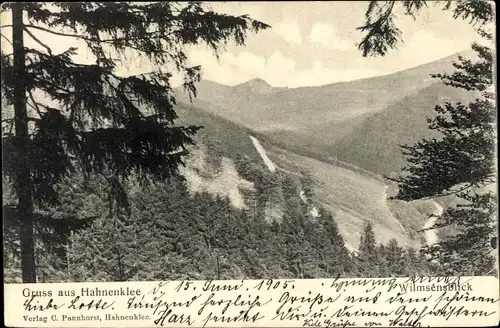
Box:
[167,50,476,249]
[192,49,474,90]
[174,50,474,136]
[175,49,478,176]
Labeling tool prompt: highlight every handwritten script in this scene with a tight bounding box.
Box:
[5,276,499,327]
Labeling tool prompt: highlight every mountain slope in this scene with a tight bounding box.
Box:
[174,100,262,161]
[175,51,472,135]
[330,82,478,175]
[170,52,478,248]
[173,101,435,250]
[261,142,420,250]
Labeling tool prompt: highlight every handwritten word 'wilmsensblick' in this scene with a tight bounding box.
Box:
[5,277,499,328]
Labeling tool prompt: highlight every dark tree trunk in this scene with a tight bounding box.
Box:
[12,4,36,283]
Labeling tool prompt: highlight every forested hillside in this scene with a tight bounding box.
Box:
[331,82,477,175]
[3,99,439,282]
[173,101,434,250]
[4,170,437,283]
[2,78,444,282]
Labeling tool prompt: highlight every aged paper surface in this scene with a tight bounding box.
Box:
[1,1,498,328]
[4,277,500,327]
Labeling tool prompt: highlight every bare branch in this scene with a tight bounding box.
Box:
[1,33,13,46]
[27,89,43,118]
[405,182,476,201]
[24,26,53,55]
[24,24,88,40]
[24,23,165,43]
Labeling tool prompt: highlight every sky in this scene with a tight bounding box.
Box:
[0,1,490,88]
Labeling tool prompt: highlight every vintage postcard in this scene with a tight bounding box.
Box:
[1,1,498,327]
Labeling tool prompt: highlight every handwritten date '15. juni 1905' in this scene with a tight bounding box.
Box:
[6,276,499,328]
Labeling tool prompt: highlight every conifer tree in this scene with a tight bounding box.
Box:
[359,221,377,258]
[359,1,496,275]
[358,1,493,57]
[318,208,352,275]
[282,175,302,217]
[1,2,269,282]
[384,238,406,276]
[358,221,380,276]
[300,169,317,200]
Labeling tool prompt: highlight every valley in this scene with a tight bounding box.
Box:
[174,102,438,252]
[263,140,418,250]
[171,52,478,252]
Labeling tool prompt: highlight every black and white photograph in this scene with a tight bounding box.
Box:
[1,1,497,285]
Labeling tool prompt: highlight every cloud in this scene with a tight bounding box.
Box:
[266,52,297,77]
[274,21,302,45]
[309,23,352,50]
[388,30,480,70]
[186,48,381,88]
[408,31,465,58]
[186,48,298,86]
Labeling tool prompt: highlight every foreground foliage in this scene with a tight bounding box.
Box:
[4,161,437,282]
[1,2,269,282]
[359,0,497,275]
